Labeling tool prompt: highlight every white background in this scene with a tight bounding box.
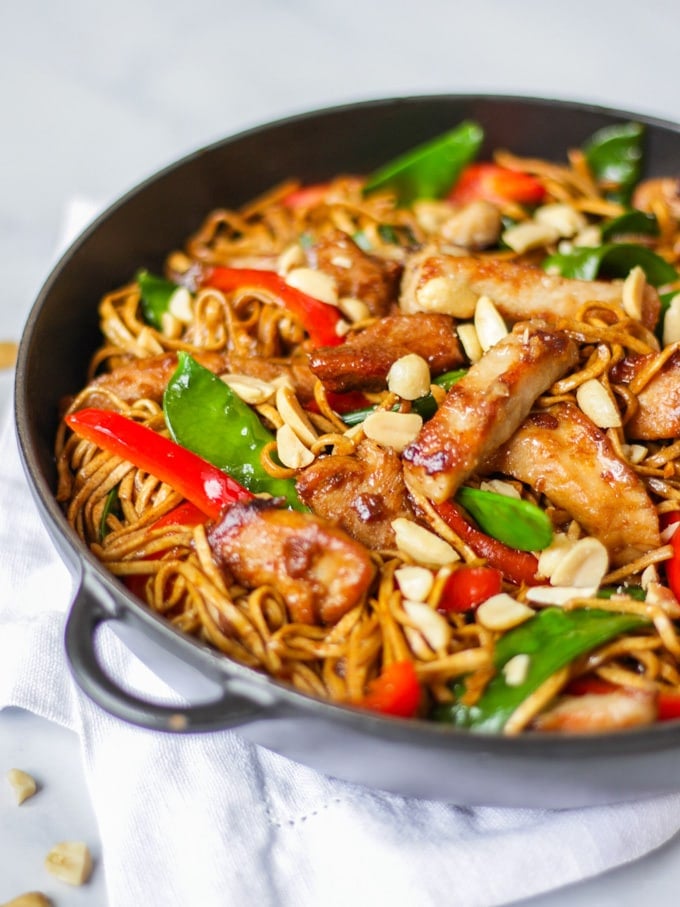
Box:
[2,1,680,903]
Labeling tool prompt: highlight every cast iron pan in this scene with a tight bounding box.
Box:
[14,95,680,807]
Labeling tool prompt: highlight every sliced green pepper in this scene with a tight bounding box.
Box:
[600,210,659,242]
[455,486,553,552]
[163,352,306,511]
[583,121,645,205]
[340,368,467,427]
[137,269,188,330]
[433,607,649,732]
[543,242,677,286]
[363,121,484,205]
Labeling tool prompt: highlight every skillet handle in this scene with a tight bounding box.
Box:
[65,576,270,732]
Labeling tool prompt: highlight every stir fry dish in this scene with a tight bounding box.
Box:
[56,120,680,734]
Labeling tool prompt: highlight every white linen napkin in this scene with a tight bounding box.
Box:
[3,204,680,907]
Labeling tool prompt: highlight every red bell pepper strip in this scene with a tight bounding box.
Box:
[448,162,546,207]
[438,565,503,614]
[355,660,421,718]
[564,676,618,697]
[122,501,209,600]
[657,690,680,722]
[65,408,253,522]
[152,499,209,530]
[434,500,541,587]
[283,182,331,208]
[661,512,680,601]
[202,266,345,348]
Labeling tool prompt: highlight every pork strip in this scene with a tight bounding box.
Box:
[308,313,463,393]
[306,230,402,317]
[612,350,680,440]
[399,251,661,330]
[485,402,660,566]
[208,500,375,625]
[402,323,579,502]
[296,439,414,549]
[81,350,228,409]
[80,350,316,408]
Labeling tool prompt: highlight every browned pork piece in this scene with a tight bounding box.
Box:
[533,688,657,734]
[399,251,661,330]
[80,350,317,408]
[80,351,229,409]
[612,350,680,440]
[305,230,402,317]
[308,312,463,393]
[485,402,661,566]
[402,323,578,503]
[208,500,375,625]
[296,439,414,549]
[633,177,680,220]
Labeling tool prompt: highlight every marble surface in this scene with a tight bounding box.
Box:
[3,0,680,903]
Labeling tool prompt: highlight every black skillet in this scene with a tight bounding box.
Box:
[15,95,680,807]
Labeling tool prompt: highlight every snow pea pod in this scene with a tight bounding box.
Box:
[583,121,645,205]
[455,486,553,552]
[163,352,306,511]
[363,121,484,205]
[432,607,649,732]
[600,209,659,241]
[543,242,677,286]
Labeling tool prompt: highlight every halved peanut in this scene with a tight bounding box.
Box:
[338,297,371,323]
[537,533,573,580]
[474,295,508,352]
[476,594,534,631]
[0,894,52,907]
[285,267,338,305]
[276,385,318,446]
[362,410,422,452]
[526,584,597,606]
[277,243,305,274]
[441,199,502,249]
[221,373,277,405]
[394,565,435,602]
[622,265,646,321]
[392,518,460,567]
[44,842,93,886]
[534,204,587,238]
[576,378,622,428]
[456,323,483,363]
[160,311,183,339]
[573,225,602,247]
[663,294,680,346]
[0,341,18,370]
[402,599,452,658]
[387,354,431,400]
[167,286,194,324]
[276,423,315,469]
[549,537,609,588]
[623,442,648,464]
[415,276,478,318]
[413,199,455,233]
[502,221,559,254]
[479,478,521,499]
[502,653,531,686]
[6,769,37,805]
